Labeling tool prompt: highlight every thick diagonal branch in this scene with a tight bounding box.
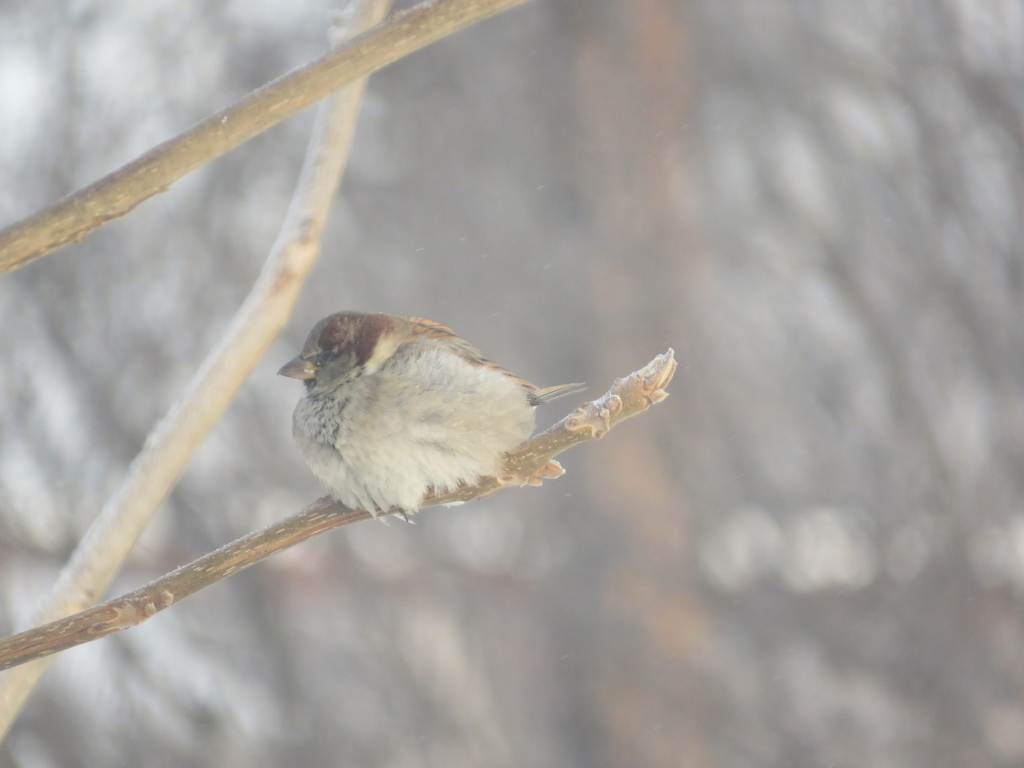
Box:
[0,0,532,275]
[0,350,675,672]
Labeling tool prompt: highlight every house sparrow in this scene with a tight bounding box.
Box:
[279,311,583,515]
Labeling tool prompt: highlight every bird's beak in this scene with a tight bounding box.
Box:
[278,356,317,380]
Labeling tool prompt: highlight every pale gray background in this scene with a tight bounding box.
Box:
[2,0,1023,766]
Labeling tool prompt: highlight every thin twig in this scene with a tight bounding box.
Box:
[0,350,676,672]
[0,0,392,740]
[0,0,532,276]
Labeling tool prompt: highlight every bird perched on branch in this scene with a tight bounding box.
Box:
[279,311,583,515]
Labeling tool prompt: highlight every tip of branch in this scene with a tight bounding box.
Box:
[638,347,676,405]
[563,348,676,438]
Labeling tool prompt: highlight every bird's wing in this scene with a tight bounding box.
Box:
[408,317,581,404]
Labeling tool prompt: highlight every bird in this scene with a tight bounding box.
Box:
[279,311,583,515]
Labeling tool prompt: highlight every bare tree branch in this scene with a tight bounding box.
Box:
[0,0,532,276]
[0,0,392,740]
[0,350,675,672]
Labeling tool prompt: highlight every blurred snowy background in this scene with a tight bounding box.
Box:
[2,0,1024,766]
